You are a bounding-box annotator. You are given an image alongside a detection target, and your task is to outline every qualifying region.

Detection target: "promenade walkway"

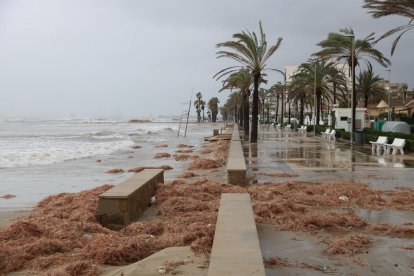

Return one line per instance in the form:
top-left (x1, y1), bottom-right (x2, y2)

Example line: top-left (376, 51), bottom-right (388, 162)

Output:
top-left (243, 125), bottom-right (414, 189)
top-left (239, 125), bottom-right (414, 275)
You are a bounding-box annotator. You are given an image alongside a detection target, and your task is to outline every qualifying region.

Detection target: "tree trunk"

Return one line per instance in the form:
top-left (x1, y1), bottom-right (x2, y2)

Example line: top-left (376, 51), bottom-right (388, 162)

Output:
top-left (333, 82), bottom-right (337, 105)
top-left (275, 95), bottom-right (279, 124)
top-left (316, 90), bottom-right (321, 126)
top-left (300, 97), bottom-right (304, 125)
top-left (281, 89), bottom-right (284, 125)
top-left (262, 99), bottom-right (265, 124)
top-left (212, 112), bottom-right (217, 122)
top-left (243, 89), bottom-right (250, 135)
top-left (364, 93), bottom-right (368, 108)
top-left (267, 108), bottom-right (270, 124)
top-left (288, 102), bottom-right (291, 124)
top-left (251, 73), bottom-right (260, 143)
top-left (239, 106), bottom-right (243, 126)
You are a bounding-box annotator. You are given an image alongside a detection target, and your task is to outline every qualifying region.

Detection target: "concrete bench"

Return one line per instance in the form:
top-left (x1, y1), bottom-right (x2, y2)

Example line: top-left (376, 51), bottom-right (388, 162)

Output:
top-left (208, 193), bottom-right (265, 276)
top-left (385, 138), bottom-right (406, 155)
top-left (227, 125), bottom-right (246, 185)
top-left (369, 136), bottom-right (388, 155)
top-left (98, 169), bottom-right (164, 228)
top-left (231, 125), bottom-right (241, 141)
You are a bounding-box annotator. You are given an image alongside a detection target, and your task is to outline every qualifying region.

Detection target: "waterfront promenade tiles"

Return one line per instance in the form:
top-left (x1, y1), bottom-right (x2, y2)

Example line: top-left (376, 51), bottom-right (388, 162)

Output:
top-left (208, 193), bottom-right (265, 276)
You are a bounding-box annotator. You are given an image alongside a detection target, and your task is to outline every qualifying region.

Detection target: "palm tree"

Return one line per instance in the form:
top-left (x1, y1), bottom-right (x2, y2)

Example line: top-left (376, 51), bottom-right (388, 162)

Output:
top-left (201, 100), bottom-right (206, 122)
top-left (363, 0), bottom-right (414, 55)
top-left (289, 81), bottom-right (313, 126)
top-left (259, 88), bottom-right (269, 124)
top-left (194, 92), bottom-right (203, 122)
top-left (215, 22), bottom-right (282, 143)
top-left (398, 84), bottom-right (409, 103)
top-left (208, 97), bottom-right (220, 122)
top-left (357, 64), bottom-right (387, 108)
top-left (269, 82), bottom-right (285, 125)
top-left (219, 68), bottom-right (252, 135)
top-left (291, 60), bottom-right (346, 126)
top-left (313, 28), bottom-right (391, 132)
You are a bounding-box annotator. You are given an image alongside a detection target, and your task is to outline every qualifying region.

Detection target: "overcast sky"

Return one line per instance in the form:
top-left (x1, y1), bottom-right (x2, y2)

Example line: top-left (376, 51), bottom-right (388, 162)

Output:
top-left (0, 0), bottom-right (412, 119)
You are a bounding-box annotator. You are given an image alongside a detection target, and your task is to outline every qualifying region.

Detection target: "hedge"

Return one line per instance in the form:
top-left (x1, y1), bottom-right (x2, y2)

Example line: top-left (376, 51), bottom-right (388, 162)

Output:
top-left (305, 125), bottom-right (414, 152)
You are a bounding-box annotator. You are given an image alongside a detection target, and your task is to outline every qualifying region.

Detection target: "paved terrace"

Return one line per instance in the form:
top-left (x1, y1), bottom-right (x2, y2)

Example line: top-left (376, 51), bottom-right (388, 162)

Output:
top-left (242, 125), bottom-right (414, 190)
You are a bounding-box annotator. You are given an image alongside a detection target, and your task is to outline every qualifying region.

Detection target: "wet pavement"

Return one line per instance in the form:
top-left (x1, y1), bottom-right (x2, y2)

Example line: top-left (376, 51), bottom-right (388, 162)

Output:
top-left (248, 126), bottom-right (414, 275)
top-left (243, 125), bottom-right (414, 190)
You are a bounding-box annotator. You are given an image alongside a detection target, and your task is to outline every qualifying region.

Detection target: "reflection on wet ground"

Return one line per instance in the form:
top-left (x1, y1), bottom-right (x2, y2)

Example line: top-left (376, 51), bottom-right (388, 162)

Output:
top-left (249, 126), bottom-right (414, 275)
top-left (258, 224), bottom-right (414, 276)
top-left (244, 126), bottom-right (414, 189)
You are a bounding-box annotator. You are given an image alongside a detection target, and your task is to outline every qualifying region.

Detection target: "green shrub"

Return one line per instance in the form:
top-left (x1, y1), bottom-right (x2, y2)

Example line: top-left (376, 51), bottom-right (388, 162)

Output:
top-left (363, 128), bottom-right (414, 152)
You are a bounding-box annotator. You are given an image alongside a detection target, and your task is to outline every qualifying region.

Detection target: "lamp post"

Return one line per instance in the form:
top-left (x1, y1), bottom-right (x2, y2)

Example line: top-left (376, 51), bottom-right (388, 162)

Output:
top-left (386, 69), bottom-right (391, 121)
top-left (345, 34), bottom-right (355, 144)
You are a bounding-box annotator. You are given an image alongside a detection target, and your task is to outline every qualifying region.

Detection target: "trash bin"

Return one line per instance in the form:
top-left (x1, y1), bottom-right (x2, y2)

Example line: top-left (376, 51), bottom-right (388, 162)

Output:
top-left (355, 129), bottom-right (364, 145)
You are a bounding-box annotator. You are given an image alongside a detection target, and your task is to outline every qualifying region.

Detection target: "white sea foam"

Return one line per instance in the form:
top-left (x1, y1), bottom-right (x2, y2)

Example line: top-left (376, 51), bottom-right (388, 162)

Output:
top-left (0, 119), bottom-right (181, 168)
top-left (0, 139), bottom-right (134, 168)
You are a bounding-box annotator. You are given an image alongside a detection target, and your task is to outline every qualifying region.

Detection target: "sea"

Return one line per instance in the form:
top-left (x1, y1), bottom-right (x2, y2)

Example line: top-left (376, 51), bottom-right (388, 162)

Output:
top-left (0, 118), bottom-right (217, 210)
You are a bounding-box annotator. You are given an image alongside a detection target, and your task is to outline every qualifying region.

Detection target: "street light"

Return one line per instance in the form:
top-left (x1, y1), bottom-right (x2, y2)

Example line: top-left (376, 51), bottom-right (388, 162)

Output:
top-left (386, 69), bottom-right (391, 121)
top-left (345, 34), bottom-right (355, 145)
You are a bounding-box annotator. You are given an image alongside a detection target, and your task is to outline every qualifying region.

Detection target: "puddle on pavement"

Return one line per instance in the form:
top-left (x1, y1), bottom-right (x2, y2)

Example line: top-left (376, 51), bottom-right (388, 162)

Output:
top-left (244, 128), bottom-right (414, 185)
top-left (356, 208), bottom-right (414, 226)
top-left (258, 223), bottom-right (414, 276)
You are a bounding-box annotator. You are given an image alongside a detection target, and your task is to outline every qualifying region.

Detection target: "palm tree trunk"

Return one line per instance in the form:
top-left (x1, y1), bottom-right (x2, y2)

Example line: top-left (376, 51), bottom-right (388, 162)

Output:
top-left (267, 108), bottom-right (270, 124)
top-left (288, 102), bottom-right (291, 124)
top-left (275, 95), bottom-right (279, 124)
top-left (281, 90), bottom-right (284, 125)
top-left (333, 82), bottom-right (337, 105)
top-left (243, 90), bottom-right (250, 135)
top-left (316, 91), bottom-right (321, 126)
top-left (300, 97), bottom-right (304, 125)
top-left (251, 73), bottom-right (260, 143)
top-left (262, 99), bottom-right (265, 124)
top-left (364, 93), bottom-right (368, 108)
top-left (239, 106), bottom-right (243, 126)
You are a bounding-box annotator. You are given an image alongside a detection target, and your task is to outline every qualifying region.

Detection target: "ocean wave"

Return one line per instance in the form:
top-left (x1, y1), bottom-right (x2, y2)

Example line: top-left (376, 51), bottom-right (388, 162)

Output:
top-left (0, 140), bottom-right (134, 169)
top-left (88, 130), bottom-right (127, 140)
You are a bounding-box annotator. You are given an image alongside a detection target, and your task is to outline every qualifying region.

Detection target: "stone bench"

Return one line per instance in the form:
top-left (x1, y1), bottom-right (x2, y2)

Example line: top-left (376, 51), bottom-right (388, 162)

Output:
top-left (231, 125), bottom-right (241, 141)
top-left (385, 138), bottom-right (406, 155)
top-left (208, 193), bottom-right (265, 276)
top-left (98, 169), bottom-right (164, 228)
top-left (227, 125), bottom-right (246, 185)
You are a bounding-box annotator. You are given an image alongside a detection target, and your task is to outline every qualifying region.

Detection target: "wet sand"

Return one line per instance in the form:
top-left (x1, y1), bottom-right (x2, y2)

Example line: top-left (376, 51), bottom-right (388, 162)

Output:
top-left (0, 209), bottom-right (31, 227)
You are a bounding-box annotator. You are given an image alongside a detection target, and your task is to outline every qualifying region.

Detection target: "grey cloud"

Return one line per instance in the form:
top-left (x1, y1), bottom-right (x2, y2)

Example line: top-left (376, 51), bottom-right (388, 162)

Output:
top-left (0, 0), bottom-right (412, 118)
